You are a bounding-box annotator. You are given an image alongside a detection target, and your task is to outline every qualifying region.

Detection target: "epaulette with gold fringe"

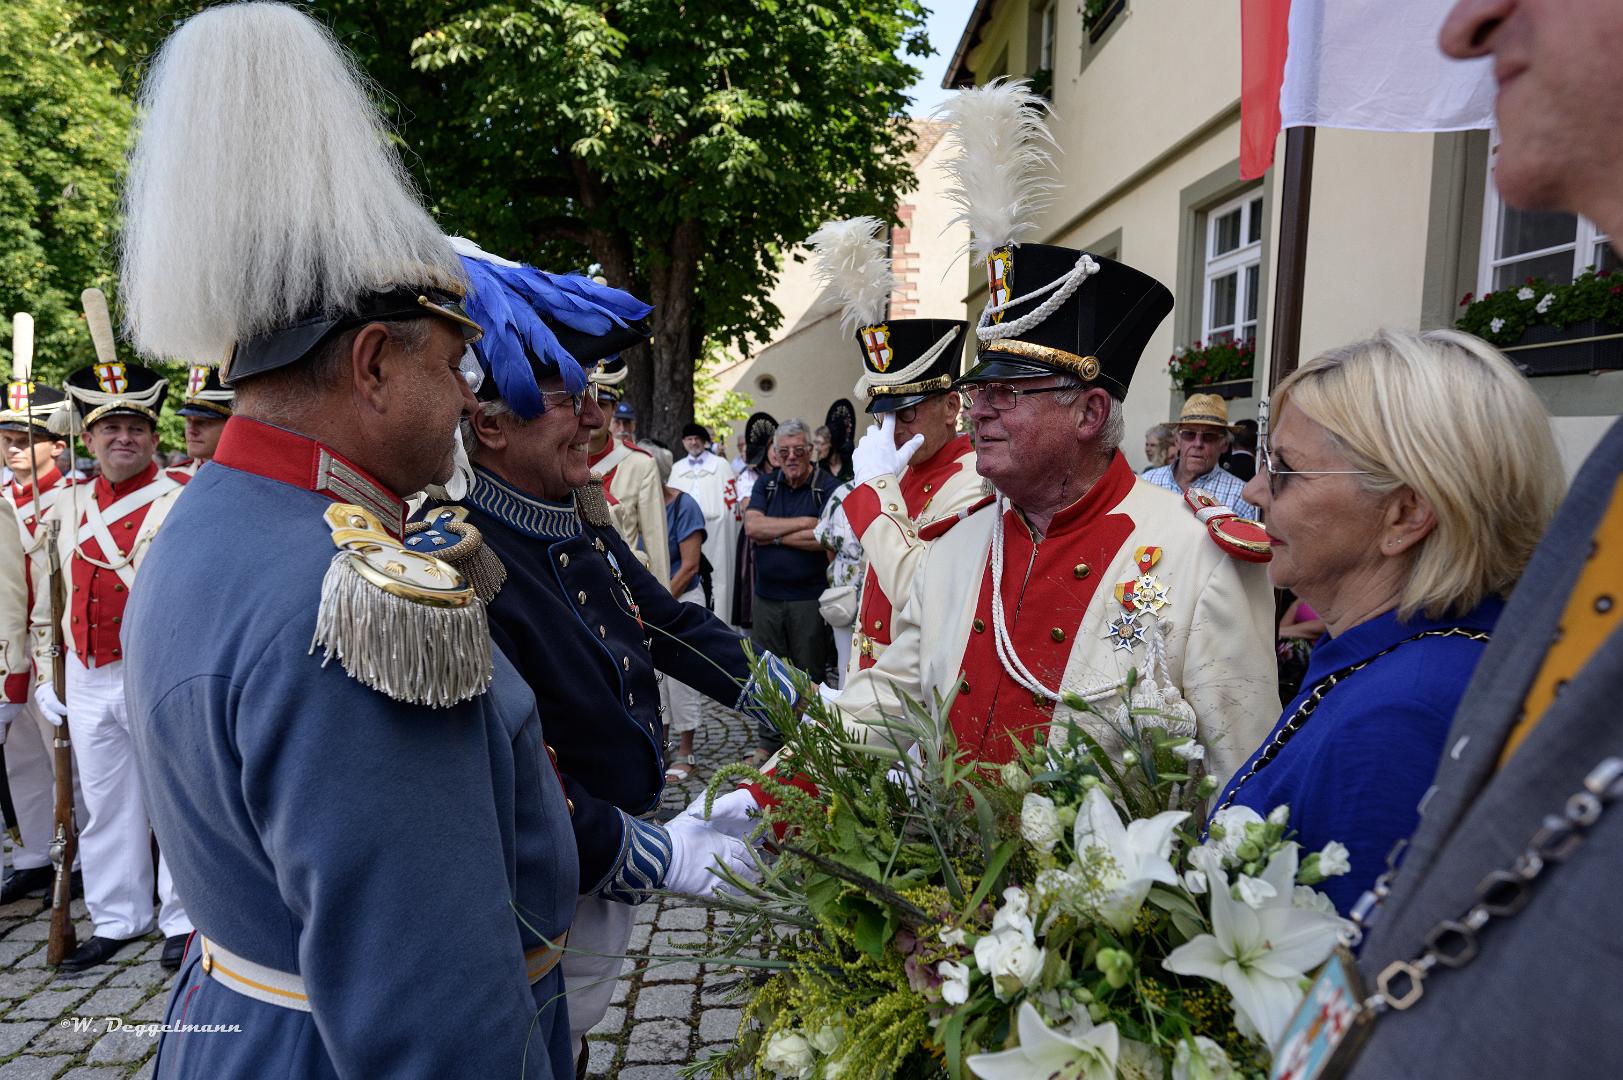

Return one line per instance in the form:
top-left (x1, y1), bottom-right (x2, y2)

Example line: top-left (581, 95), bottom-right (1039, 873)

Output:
top-left (574, 474), bottom-right (615, 528)
top-left (310, 503), bottom-right (494, 708)
top-left (405, 505), bottom-right (509, 603)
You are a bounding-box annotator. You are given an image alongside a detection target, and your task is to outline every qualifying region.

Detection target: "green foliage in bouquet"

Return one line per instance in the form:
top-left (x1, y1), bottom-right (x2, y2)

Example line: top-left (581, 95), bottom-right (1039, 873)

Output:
top-left (681, 660), bottom-right (1353, 1080)
top-left (1456, 268), bottom-right (1623, 347)
top-left (1167, 339), bottom-right (1255, 392)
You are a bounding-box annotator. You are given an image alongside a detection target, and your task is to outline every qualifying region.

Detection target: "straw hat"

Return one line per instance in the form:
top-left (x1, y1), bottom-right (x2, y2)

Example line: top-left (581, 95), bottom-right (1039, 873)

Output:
top-left (1175, 393), bottom-right (1235, 430)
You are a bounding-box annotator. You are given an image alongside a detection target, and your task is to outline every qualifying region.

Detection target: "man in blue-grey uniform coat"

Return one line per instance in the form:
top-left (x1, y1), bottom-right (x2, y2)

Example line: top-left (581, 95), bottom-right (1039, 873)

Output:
top-left (420, 240), bottom-right (785, 1056)
top-left (115, 5), bottom-right (577, 1077)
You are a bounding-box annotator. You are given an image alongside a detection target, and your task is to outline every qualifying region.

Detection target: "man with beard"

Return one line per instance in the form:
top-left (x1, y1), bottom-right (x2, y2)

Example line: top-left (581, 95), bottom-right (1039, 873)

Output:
top-left (116, 5), bottom-right (578, 1075)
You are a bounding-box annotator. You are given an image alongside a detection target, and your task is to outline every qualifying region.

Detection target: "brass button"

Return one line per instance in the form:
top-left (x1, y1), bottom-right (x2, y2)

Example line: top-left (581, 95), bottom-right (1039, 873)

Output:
top-left (1032, 692), bottom-right (1046, 707)
top-left (546, 744), bottom-right (558, 763)
top-left (1073, 564), bottom-right (1090, 579)
top-left (872, 620), bottom-right (882, 630)
top-left (622, 656), bottom-right (631, 671)
top-left (627, 693), bottom-right (635, 706)
top-left (923, 483), bottom-right (933, 493)
top-left (598, 625), bottom-right (607, 638)
top-left (114, 583), bottom-right (125, 593)
top-left (112, 616), bottom-right (121, 625)
top-left (973, 618), bottom-right (984, 633)
top-left (112, 648), bottom-right (120, 656)
top-left (566, 798), bottom-right (576, 816)
top-left (577, 591), bottom-right (587, 603)
top-left (560, 554), bottom-right (570, 567)
top-left (1051, 628), bottom-right (1066, 642)
top-left (875, 480), bottom-right (886, 489)
top-left (595, 538), bottom-right (605, 552)
top-left (960, 677), bottom-right (970, 695)
top-left (71, 616), bottom-right (79, 624)
top-left (123, 521), bottom-right (133, 530)
top-left (887, 503), bottom-right (899, 512)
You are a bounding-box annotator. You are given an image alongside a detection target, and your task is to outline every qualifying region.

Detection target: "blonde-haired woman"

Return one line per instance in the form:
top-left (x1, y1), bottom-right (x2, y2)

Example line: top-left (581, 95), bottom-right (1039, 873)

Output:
top-left (1211, 328), bottom-right (1562, 913)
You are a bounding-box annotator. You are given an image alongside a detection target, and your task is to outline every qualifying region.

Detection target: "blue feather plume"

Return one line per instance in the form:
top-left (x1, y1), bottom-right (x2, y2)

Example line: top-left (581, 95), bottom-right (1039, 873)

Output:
top-left (452, 238), bottom-right (653, 419)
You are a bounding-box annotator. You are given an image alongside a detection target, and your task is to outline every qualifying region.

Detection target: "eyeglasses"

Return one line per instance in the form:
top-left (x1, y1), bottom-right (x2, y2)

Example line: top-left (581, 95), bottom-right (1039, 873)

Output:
top-left (893, 405), bottom-right (919, 424)
top-left (958, 383), bottom-right (1073, 411)
top-left (1177, 428), bottom-right (1226, 446)
top-left (778, 444), bottom-right (812, 458)
top-left (538, 389), bottom-right (585, 416)
top-left (1259, 440), bottom-right (1374, 497)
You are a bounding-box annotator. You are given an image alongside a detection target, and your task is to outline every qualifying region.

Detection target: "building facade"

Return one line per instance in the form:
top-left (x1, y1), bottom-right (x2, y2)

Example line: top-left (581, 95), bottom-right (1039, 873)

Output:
top-left (944, 0), bottom-right (1622, 474)
top-left (712, 121), bottom-right (972, 442)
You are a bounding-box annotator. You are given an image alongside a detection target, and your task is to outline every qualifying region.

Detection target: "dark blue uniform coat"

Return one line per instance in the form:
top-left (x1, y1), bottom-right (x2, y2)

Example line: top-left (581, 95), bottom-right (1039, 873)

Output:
top-left (125, 433), bottom-right (578, 1080)
top-left (439, 467), bottom-right (759, 894)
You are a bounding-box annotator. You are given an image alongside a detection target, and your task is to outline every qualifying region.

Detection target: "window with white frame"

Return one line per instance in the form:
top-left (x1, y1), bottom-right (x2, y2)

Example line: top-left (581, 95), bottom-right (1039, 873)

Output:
top-left (1479, 138), bottom-right (1618, 292)
top-left (1202, 189), bottom-right (1264, 346)
top-left (1038, 0), bottom-right (1057, 71)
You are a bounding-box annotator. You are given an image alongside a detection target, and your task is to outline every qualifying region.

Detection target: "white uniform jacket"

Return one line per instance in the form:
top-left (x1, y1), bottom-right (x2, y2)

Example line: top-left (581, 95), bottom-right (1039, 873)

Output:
top-left (669, 450), bottom-right (738, 620)
top-left (836, 453), bottom-right (1278, 785)
top-left (839, 433), bottom-right (982, 672)
top-left (590, 438), bottom-right (670, 585)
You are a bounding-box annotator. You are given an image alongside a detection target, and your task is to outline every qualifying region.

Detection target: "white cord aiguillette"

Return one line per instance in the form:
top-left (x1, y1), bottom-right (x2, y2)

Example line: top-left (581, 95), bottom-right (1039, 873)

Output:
top-left (976, 252), bottom-right (1100, 343)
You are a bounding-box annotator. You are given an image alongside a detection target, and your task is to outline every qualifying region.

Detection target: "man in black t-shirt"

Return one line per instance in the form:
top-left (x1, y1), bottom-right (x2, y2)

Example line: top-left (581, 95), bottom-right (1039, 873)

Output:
top-left (742, 417), bottom-right (837, 756)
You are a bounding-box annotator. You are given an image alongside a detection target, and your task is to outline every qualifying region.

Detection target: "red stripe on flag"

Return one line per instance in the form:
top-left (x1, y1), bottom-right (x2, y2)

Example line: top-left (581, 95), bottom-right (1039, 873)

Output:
top-left (1240, 0), bottom-right (1292, 179)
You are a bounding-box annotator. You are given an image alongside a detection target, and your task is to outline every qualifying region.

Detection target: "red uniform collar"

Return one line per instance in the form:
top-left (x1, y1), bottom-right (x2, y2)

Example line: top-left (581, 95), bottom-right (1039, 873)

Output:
top-left (911, 432), bottom-right (973, 475)
top-left (213, 417), bottom-right (406, 537)
top-left (96, 460), bottom-right (159, 502)
top-left (1017, 451), bottom-right (1136, 539)
top-left (11, 465), bottom-right (61, 507)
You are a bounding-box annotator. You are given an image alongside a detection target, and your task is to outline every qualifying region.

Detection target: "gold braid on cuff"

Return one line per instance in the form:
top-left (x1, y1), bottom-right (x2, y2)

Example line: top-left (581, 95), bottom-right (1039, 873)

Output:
top-left (981, 339), bottom-right (1102, 381)
top-left (865, 374), bottom-right (953, 399)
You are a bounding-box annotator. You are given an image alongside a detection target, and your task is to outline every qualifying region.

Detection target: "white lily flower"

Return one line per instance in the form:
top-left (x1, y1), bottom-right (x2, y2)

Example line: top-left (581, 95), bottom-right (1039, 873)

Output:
top-left (938, 959), bottom-right (972, 1005)
top-left (1235, 873), bottom-right (1278, 909)
top-left (1317, 841), bottom-right (1351, 877)
top-left (940, 926), bottom-right (967, 948)
top-left (1292, 884), bottom-right (1337, 915)
top-left (1074, 786), bottom-right (1190, 934)
top-left (1163, 867), bottom-right (1343, 1050)
top-left (966, 1001), bottom-right (1120, 1080)
top-left (1183, 868), bottom-right (1209, 895)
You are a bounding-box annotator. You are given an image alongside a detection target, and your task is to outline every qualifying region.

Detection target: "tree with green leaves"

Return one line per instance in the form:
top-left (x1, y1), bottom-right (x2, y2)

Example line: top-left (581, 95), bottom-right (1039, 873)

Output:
top-left (77, 0), bottom-right (928, 445)
top-left (0, 0), bottom-right (132, 384)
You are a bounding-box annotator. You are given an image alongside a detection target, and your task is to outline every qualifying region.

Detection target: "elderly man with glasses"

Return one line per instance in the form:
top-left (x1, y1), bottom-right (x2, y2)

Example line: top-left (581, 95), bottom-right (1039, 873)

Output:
top-left (1141, 394), bottom-right (1261, 520)
top-left (798, 245), bottom-right (1279, 786)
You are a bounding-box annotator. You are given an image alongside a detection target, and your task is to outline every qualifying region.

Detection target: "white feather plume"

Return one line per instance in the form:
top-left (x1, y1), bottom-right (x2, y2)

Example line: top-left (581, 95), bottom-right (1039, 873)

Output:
top-left (119, 2), bottom-right (464, 363)
top-left (937, 78), bottom-right (1058, 260)
top-left (806, 216), bottom-right (894, 334)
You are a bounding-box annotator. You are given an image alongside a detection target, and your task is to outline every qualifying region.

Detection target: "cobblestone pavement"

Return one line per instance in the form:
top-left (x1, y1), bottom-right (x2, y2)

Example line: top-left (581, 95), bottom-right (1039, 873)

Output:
top-left (0, 697), bottom-right (759, 1078)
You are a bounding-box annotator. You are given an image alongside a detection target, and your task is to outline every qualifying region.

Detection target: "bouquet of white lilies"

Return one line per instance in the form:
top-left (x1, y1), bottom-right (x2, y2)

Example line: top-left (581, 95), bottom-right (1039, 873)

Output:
top-left (685, 665), bottom-right (1352, 1080)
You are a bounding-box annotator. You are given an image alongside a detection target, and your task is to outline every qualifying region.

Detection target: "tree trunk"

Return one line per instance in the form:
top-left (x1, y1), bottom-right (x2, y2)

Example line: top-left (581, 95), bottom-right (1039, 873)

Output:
top-left (634, 217), bottom-right (704, 448)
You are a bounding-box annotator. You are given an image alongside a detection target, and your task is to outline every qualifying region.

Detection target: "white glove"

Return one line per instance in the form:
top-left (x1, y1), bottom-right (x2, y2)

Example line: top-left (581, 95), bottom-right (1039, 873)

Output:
top-left (663, 814), bottom-right (761, 896)
top-left (678, 787), bottom-right (764, 845)
top-left (851, 413), bottom-right (925, 488)
top-left (0, 702), bottom-right (20, 744)
top-left (33, 683), bottom-right (67, 727)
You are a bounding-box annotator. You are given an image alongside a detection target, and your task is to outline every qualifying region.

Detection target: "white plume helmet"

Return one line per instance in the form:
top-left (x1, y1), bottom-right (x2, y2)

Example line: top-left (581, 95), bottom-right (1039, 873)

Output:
top-left (10, 313), bottom-right (32, 381)
top-left (937, 78), bottom-right (1059, 261)
top-left (119, 1), bottom-right (464, 363)
top-left (806, 216), bottom-right (895, 335)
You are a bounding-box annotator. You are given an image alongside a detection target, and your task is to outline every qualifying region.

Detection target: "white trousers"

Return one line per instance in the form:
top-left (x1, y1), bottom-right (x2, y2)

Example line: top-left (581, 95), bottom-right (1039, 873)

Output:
top-left (563, 894), bottom-right (636, 1052)
top-left (68, 656), bottom-right (190, 940)
top-left (658, 586), bottom-right (707, 737)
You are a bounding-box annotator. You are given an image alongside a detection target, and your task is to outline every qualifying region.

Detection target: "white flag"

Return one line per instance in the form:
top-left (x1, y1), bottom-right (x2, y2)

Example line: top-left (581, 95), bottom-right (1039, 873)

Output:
top-left (1281, 0), bottom-right (1495, 133)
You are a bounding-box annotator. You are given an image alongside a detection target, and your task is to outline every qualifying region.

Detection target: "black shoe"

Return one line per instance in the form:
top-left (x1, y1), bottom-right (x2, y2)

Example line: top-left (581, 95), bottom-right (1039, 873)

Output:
top-left (159, 934), bottom-right (189, 971)
top-left (0, 865), bottom-right (52, 904)
top-left (57, 935), bottom-right (138, 973)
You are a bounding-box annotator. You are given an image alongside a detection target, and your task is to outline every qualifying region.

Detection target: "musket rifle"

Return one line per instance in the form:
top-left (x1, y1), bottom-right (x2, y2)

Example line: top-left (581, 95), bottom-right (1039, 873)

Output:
top-left (43, 519), bottom-right (74, 963)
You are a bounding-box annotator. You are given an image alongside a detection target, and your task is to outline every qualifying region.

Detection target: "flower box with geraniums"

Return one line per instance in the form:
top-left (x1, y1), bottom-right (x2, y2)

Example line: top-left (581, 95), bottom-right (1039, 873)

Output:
top-left (1456, 268), bottom-right (1623, 377)
top-left (1169, 339), bottom-right (1255, 400)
